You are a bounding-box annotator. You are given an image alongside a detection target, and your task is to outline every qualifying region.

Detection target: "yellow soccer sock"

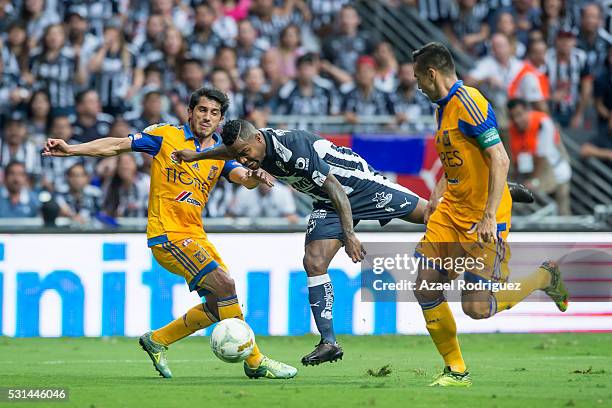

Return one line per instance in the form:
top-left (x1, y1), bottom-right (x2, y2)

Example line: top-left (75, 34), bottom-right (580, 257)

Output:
top-left (422, 300), bottom-right (466, 373)
top-left (217, 295), bottom-right (264, 368)
top-left (152, 303), bottom-right (218, 346)
top-left (495, 266), bottom-right (550, 312)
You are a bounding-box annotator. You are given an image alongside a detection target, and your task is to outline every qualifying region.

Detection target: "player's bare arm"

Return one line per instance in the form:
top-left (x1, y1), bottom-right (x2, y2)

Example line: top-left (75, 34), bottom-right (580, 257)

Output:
top-left (323, 173), bottom-right (366, 263)
top-left (172, 145), bottom-right (234, 163)
top-left (228, 167), bottom-right (275, 189)
top-left (424, 173), bottom-right (447, 225)
top-left (476, 142), bottom-right (510, 243)
top-left (43, 137), bottom-right (132, 157)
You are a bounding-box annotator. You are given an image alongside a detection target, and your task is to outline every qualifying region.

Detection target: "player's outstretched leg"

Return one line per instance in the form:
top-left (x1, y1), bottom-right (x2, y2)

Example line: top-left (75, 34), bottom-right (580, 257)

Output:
top-left (204, 268), bottom-right (297, 379)
top-left (139, 299), bottom-right (220, 378)
top-left (492, 261), bottom-right (569, 314)
top-left (301, 239), bottom-right (344, 366)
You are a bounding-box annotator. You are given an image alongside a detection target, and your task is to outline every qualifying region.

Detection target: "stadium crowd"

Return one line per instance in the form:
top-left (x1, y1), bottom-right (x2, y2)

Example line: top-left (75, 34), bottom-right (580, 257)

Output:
top-left (0, 0), bottom-right (611, 225)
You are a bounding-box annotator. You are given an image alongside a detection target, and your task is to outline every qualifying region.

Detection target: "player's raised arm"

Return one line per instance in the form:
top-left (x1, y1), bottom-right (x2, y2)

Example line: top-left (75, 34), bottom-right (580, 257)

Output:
top-left (172, 145), bottom-right (234, 163)
top-left (323, 173), bottom-right (366, 263)
top-left (43, 137), bottom-right (133, 157)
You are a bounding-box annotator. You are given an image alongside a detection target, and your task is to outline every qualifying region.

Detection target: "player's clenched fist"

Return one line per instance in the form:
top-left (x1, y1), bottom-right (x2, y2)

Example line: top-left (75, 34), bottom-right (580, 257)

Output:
top-left (171, 149), bottom-right (200, 163)
top-left (43, 139), bottom-right (72, 157)
top-left (245, 169), bottom-right (275, 187)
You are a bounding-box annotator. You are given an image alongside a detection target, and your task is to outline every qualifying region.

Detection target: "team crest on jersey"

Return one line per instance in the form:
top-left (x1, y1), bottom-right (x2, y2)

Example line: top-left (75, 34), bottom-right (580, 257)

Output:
top-left (372, 192), bottom-right (393, 208)
top-left (306, 218), bottom-right (317, 234)
top-left (175, 191), bottom-right (202, 207)
top-left (207, 165), bottom-right (219, 180)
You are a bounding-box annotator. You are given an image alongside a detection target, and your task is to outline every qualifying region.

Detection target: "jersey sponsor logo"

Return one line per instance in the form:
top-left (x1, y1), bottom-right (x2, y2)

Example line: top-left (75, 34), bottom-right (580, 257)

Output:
top-left (311, 209), bottom-right (327, 219)
top-left (372, 192), bottom-right (393, 208)
top-left (384, 207), bottom-right (395, 212)
top-left (165, 168), bottom-right (210, 192)
top-left (175, 190), bottom-right (202, 207)
top-left (295, 157), bottom-right (309, 170)
top-left (438, 150), bottom-right (464, 168)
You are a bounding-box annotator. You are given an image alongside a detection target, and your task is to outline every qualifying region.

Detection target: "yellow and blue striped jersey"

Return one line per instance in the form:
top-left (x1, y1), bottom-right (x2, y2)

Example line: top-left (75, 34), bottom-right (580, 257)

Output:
top-left (434, 80), bottom-right (512, 222)
top-left (129, 123), bottom-right (240, 246)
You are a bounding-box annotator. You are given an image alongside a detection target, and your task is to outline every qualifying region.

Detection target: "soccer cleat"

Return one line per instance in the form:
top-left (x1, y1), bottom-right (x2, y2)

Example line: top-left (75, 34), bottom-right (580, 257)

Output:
top-left (301, 341), bottom-right (344, 366)
top-left (541, 261), bottom-right (569, 312)
top-left (139, 331), bottom-right (172, 378)
top-left (244, 356), bottom-right (298, 379)
top-left (508, 181), bottom-right (535, 203)
top-left (429, 366), bottom-right (472, 387)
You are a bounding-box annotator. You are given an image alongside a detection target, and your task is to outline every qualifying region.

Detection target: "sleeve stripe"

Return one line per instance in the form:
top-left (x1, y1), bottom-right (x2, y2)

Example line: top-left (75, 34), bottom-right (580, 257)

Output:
top-left (457, 88), bottom-right (486, 123)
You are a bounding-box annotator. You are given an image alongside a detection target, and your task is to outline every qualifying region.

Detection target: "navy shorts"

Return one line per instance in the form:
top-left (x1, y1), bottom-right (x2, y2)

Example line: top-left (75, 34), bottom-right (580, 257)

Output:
top-left (305, 184), bottom-right (420, 245)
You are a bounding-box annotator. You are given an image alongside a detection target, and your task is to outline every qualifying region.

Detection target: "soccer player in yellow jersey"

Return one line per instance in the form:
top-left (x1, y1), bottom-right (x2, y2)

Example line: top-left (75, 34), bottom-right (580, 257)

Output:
top-left (42, 87), bottom-right (297, 380)
top-left (411, 43), bottom-right (569, 387)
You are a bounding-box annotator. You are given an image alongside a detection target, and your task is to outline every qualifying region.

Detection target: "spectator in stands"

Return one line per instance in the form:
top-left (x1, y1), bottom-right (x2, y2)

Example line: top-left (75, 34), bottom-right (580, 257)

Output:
top-left (88, 21), bottom-right (141, 116)
top-left (214, 46), bottom-right (243, 92)
top-left (207, 0), bottom-right (239, 42)
top-left (127, 89), bottom-right (179, 131)
top-left (248, 0), bottom-right (310, 47)
top-left (64, 8), bottom-right (100, 67)
top-left (0, 161), bottom-right (40, 218)
top-left (101, 153), bottom-right (149, 218)
top-left (235, 19), bottom-right (269, 76)
top-left (140, 26), bottom-right (187, 89)
top-left (170, 59), bottom-right (207, 124)
top-left (40, 114), bottom-right (78, 191)
top-left (508, 98), bottom-right (572, 215)
top-left (537, 0), bottom-right (573, 47)
top-left (71, 90), bottom-right (114, 143)
top-left (321, 4), bottom-right (374, 85)
top-left (257, 48), bottom-right (285, 100)
top-left (189, 3), bottom-right (226, 66)
top-left (0, 114), bottom-right (41, 178)
top-left (208, 68), bottom-right (243, 121)
top-left (229, 182), bottom-right (299, 223)
top-left (494, 10), bottom-right (526, 57)
top-left (526, 37), bottom-right (549, 71)
top-left (443, 0), bottom-right (489, 57)
top-left (545, 29), bottom-right (592, 128)
top-left (394, 61), bottom-right (434, 127)
top-left (0, 56), bottom-right (30, 116)
top-left (4, 22), bottom-right (30, 81)
top-left (582, 44), bottom-right (612, 160)
top-left (22, 0), bottom-right (60, 49)
top-left (577, 2), bottom-right (610, 74)
top-left (309, 0), bottom-right (350, 36)
top-left (275, 53), bottom-right (338, 119)
top-left (0, 0), bottom-right (17, 33)
top-left (29, 23), bottom-right (87, 113)
top-left (278, 24), bottom-right (305, 80)
top-left (507, 40), bottom-right (551, 113)
top-left (340, 55), bottom-right (396, 125)
top-left (134, 14), bottom-right (166, 57)
top-left (466, 33), bottom-right (522, 123)
top-left (373, 41), bottom-right (398, 93)
top-left (26, 90), bottom-right (51, 147)
top-left (150, 0), bottom-right (191, 37)
top-left (495, 0), bottom-right (541, 46)
top-left (56, 162), bottom-right (102, 225)
top-left (240, 66), bottom-right (270, 128)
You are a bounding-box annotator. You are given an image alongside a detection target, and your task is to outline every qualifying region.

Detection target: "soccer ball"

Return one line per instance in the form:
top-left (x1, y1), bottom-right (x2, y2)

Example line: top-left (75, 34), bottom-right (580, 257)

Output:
top-left (210, 318), bottom-right (255, 363)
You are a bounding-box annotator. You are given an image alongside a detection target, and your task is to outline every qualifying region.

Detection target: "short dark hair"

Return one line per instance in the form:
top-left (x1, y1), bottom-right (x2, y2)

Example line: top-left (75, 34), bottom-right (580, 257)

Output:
top-left (75, 89), bottom-right (97, 105)
top-left (507, 98), bottom-right (529, 111)
top-left (188, 87), bottom-right (230, 116)
top-left (412, 42), bottom-right (455, 74)
top-left (66, 162), bottom-right (86, 177)
top-left (221, 119), bottom-right (257, 146)
top-left (296, 52), bottom-right (316, 67)
top-left (5, 161), bottom-right (26, 176)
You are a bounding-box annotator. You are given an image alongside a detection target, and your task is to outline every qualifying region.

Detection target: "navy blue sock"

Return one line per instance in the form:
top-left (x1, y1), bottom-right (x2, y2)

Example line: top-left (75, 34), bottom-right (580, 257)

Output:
top-left (307, 274), bottom-right (336, 344)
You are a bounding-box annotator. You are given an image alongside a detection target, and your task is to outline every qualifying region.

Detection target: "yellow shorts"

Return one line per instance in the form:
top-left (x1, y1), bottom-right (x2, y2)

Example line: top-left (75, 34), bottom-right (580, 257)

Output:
top-left (151, 236), bottom-right (228, 296)
top-left (416, 204), bottom-right (511, 283)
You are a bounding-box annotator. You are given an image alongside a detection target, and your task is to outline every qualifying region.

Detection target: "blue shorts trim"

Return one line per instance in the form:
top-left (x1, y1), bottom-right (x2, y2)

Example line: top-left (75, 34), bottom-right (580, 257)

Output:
top-left (188, 260), bottom-right (220, 292)
top-left (148, 234), bottom-right (169, 247)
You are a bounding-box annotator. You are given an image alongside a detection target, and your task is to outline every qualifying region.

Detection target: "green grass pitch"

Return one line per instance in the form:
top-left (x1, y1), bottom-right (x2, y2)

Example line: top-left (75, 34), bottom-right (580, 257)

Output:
top-left (1, 333), bottom-right (611, 407)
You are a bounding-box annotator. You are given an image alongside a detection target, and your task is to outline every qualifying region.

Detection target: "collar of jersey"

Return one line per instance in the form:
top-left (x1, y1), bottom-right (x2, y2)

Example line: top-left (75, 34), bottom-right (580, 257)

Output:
top-left (435, 80), bottom-right (463, 106)
top-left (183, 123), bottom-right (222, 152)
top-left (260, 128), bottom-right (275, 166)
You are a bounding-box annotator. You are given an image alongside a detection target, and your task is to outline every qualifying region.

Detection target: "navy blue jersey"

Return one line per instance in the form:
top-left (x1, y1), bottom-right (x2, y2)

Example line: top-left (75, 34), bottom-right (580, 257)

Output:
top-left (259, 128), bottom-right (418, 209)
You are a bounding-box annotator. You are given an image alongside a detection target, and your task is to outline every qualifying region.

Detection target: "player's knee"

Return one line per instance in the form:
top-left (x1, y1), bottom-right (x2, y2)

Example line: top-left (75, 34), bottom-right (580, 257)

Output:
top-left (208, 269), bottom-right (236, 297)
top-left (303, 254), bottom-right (327, 276)
top-left (462, 301), bottom-right (490, 320)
